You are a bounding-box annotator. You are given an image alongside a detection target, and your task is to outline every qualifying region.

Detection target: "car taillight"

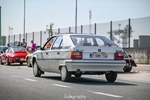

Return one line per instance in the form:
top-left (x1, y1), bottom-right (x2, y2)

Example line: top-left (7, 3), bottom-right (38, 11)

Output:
top-left (115, 52), bottom-right (124, 60)
top-left (71, 51), bottom-right (82, 59)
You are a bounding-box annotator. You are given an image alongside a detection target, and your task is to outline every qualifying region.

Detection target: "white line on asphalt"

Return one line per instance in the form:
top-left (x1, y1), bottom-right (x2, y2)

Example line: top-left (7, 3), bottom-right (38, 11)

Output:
top-left (25, 78), bottom-right (37, 82)
top-left (87, 90), bottom-right (123, 98)
top-left (52, 84), bottom-right (71, 88)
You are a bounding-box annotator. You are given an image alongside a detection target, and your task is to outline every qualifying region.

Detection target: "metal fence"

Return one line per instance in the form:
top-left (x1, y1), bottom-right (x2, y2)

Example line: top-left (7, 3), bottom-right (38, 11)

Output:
top-left (6, 16), bottom-right (150, 48)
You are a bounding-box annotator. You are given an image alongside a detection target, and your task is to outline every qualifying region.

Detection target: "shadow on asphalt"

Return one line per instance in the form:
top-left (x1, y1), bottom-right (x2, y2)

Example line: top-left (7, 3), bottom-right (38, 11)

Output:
top-left (118, 72), bottom-right (138, 74)
top-left (6, 63), bottom-right (27, 66)
top-left (41, 76), bottom-right (61, 80)
top-left (41, 76), bottom-right (137, 86)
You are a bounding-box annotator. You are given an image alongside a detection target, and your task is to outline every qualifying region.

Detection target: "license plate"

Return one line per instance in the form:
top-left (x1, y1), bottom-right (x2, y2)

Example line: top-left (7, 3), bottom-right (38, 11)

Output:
top-left (20, 58), bottom-right (25, 61)
top-left (90, 52), bottom-right (108, 58)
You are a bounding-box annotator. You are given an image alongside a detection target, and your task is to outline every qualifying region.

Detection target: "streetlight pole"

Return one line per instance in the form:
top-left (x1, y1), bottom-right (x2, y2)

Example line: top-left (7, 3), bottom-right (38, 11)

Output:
top-left (23, 0), bottom-right (26, 39)
top-left (0, 6), bottom-right (1, 37)
top-left (11, 28), bottom-right (13, 44)
top-left (89, 10), bottom-right (92, 34)
top-left (9, 26), bottom-right (11, 44)
top-left (75, 0), bottom-right (77, 34)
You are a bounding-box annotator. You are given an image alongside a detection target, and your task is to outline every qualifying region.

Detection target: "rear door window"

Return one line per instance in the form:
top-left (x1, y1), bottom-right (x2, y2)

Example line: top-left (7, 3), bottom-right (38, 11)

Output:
top-left (61, 35), bottom-right (72, 49)
top-left (51, 36), bottom-right (63, 50)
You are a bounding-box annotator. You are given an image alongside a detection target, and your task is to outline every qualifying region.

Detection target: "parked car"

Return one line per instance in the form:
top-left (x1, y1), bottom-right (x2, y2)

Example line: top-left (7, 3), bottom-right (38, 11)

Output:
top-left (0, 46), bottom-right (8, 55)
top-left (0, 46), bottom-right (28, 65)
top-left (32, 34), bottom-right (126, 82)
top-left (26, 53), bottom-right (33, 67)
top-left (25, 46), bottom-right (41, 67)
top-left (123, 50), bottom-right (137, 72)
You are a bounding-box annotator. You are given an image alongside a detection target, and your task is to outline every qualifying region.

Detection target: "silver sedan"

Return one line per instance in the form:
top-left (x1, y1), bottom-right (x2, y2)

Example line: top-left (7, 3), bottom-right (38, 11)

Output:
top-left (32, 34), bottom-right (126, 82)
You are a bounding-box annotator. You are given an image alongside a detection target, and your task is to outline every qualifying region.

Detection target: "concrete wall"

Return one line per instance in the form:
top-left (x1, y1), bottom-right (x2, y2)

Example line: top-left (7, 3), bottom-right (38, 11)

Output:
top-left (124, 48), bottom-right (150, 64)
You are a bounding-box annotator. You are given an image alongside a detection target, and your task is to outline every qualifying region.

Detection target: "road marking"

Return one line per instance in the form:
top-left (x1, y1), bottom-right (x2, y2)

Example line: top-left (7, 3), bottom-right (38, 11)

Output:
top-left (52, 84), bottom-right (71, 88)
top-left (87, 90), bottom-right (123, 98)
top-left (25, 78), bottom-right (37, 82)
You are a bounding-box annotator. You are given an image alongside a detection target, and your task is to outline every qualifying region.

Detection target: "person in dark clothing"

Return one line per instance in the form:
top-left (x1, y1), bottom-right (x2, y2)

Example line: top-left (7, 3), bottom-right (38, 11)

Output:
top-left (7, 43), bottom-right (10, 47)
top-left (21, 39), bottom-right (27, 48)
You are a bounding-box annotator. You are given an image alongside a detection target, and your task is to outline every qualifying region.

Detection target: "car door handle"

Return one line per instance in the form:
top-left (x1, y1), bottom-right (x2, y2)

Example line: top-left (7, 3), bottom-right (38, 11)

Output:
top-left (46, 52), bottom-right (48, 55)
top-left (57, 52), bottom-right (60, 55)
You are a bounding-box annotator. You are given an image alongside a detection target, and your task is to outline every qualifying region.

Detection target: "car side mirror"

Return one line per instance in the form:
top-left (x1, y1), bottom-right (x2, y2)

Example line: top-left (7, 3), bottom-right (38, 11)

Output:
top-left (40, 47), bottom-right (44, 50)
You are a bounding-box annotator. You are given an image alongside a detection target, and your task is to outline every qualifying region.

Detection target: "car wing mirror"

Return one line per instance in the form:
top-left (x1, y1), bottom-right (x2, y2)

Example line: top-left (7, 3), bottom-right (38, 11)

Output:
top-left (40, 47), bottom-right (44, 50)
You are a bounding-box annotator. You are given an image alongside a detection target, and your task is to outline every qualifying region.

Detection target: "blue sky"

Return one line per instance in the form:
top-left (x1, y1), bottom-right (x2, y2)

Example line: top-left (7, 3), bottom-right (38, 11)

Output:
top-left (0, 0), bottom-right (150, 36)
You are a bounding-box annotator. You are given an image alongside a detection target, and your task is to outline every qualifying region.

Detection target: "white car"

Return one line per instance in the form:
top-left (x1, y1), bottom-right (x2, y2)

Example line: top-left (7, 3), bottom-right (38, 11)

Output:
top-left (32, 34), bottom-right (126, 82)
top-left (26, 53), bottom-right (33, 67)
top-left (25, 46), bottom-right (41, 67)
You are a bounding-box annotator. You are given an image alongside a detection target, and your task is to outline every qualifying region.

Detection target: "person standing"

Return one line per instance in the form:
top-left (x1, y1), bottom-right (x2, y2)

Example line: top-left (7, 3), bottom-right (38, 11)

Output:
top-left (17, 42), bottom-right (21, 46)
top-left (21, 39), bottom-right (27, 48)
top-left (30, 40), bottom-right (36, 53)
top-left (26, 40), bottom-right (36, 53)
top-left (7, 43), bottom-right (10, 47)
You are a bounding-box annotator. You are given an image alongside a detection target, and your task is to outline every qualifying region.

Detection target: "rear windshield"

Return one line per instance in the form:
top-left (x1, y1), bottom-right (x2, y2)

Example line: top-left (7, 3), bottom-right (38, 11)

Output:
top-left (70, 35), bottom-right (118, 47)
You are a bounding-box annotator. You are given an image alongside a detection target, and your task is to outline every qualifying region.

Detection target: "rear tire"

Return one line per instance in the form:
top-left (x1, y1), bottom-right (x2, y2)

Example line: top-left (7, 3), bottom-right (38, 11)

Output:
top-left (123, 66), bottom-right (132, 72)
top-left (105, 72), bottom-right (117, 83)
top-left (60, 66), bottom-right (71, 82)
top-left (0, 58), bottom-right (4, 65)
top-left (33, 61), bottom-right (41, 77)
top-left (20, 62), bottom-right (23, 65)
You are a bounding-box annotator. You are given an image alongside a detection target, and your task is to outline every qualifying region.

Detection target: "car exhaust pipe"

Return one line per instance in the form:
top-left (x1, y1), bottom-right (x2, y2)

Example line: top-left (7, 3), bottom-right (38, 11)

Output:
top-left (76, 69), bottom-right (81, 74)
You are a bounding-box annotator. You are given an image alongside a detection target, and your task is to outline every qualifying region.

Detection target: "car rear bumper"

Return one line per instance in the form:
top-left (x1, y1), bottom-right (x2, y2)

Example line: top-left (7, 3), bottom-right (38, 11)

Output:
top-left (9, 58), bottom-right (26, 63)
top-left (65, 60), bottom-right (126, 72)
top-left (9, 61), bottom-right (26, 63)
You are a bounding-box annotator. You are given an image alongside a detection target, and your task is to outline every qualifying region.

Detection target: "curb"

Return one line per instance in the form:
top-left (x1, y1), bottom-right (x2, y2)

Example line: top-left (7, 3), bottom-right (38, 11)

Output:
top-left (131, 70), bottom-right (150, 73)
top-left (137, 64), bottom-right (150, 67)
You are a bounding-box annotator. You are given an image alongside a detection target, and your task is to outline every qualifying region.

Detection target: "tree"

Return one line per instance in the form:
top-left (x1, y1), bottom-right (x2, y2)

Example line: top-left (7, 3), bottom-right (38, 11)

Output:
top-left (49, 22), bottom-right (54, 37)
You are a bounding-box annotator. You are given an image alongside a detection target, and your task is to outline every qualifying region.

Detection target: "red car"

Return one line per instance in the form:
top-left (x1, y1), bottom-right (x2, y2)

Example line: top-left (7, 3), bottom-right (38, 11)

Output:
top-left (0, 46), bottom-right (28, 65)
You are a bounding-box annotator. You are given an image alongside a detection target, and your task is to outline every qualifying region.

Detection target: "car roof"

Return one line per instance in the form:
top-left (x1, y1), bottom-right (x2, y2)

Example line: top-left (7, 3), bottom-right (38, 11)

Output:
top-left (57, 33), bottom-right (105, 37)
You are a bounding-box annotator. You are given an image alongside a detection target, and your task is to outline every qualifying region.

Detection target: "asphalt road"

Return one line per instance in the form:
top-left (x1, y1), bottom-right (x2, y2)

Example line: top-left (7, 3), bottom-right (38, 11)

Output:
top-left (0, 64), bottom-right (150, 100)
